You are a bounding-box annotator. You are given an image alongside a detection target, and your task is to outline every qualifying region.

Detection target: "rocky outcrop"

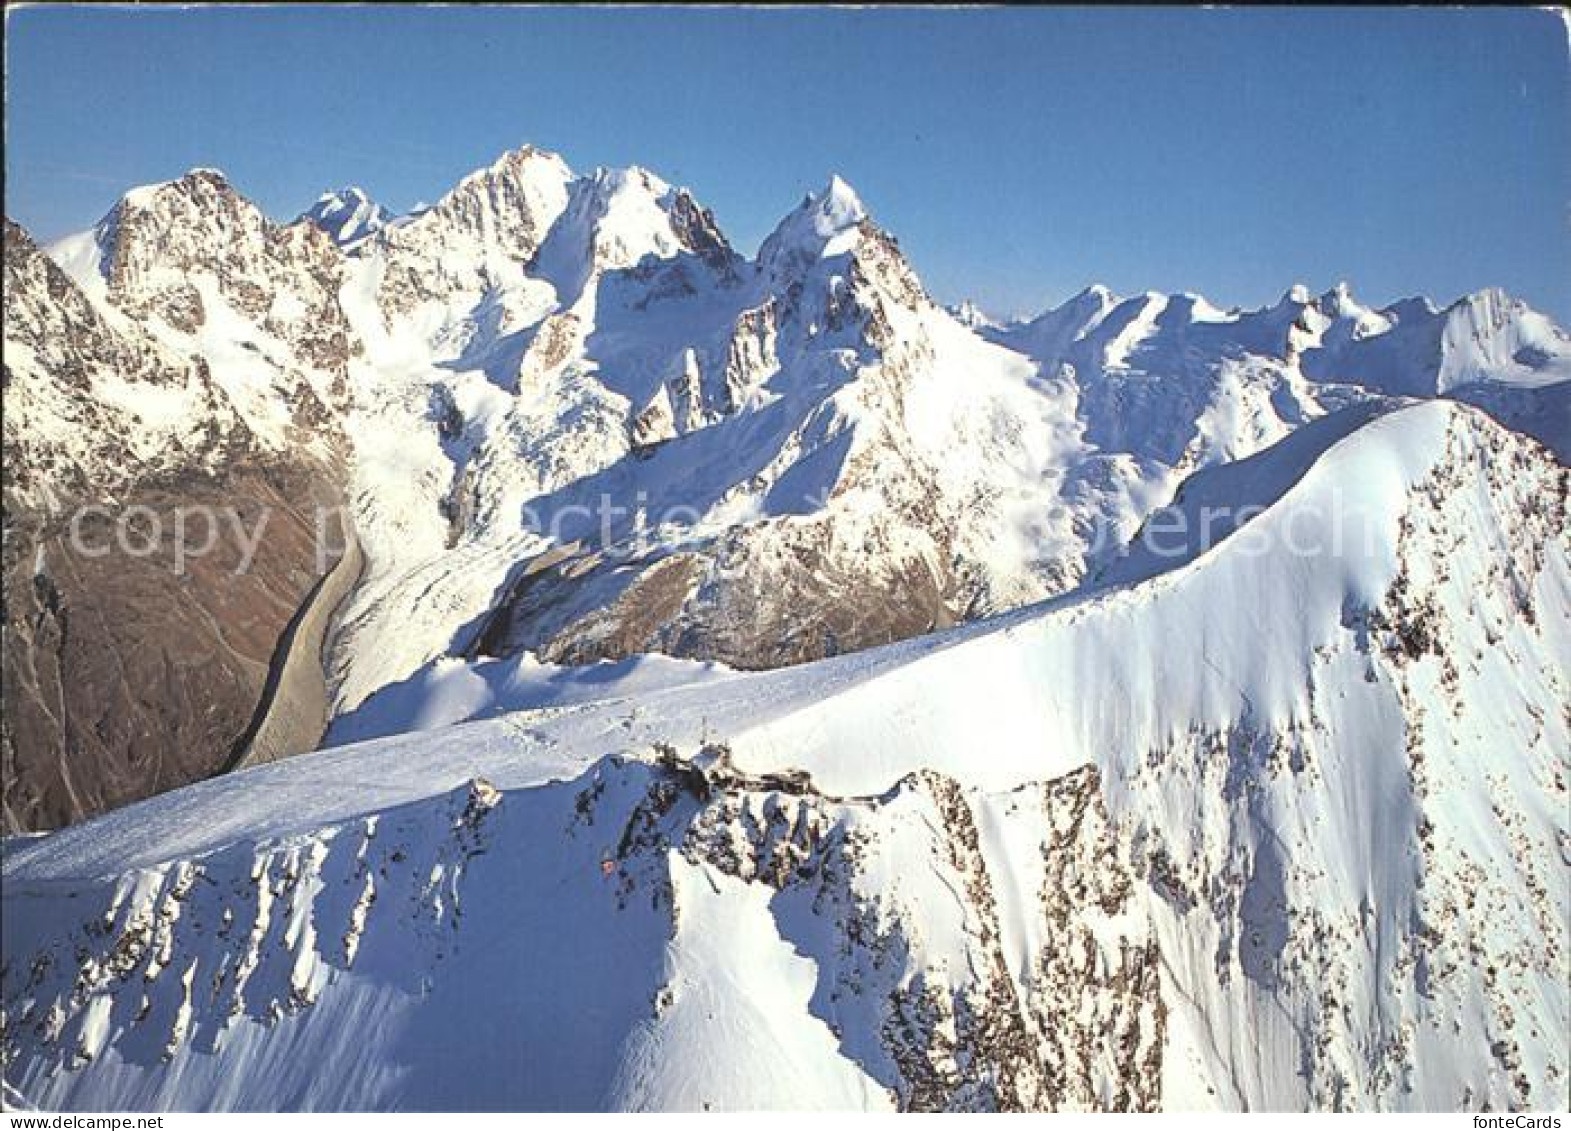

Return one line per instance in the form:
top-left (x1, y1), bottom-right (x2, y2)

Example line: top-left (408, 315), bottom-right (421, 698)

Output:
top-left (100, 170), bottom-right (354, 404)
top-left (2, 214), bottom-right (353, 832)
top-left (2, 220), bottom-right (225, 505)
top-left (0, 746), bottom-right (1165, 1110)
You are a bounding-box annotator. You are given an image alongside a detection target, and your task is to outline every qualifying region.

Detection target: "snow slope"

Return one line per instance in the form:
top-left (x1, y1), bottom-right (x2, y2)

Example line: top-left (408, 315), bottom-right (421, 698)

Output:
top-left (5, 401), bottom-right (1565, 1111)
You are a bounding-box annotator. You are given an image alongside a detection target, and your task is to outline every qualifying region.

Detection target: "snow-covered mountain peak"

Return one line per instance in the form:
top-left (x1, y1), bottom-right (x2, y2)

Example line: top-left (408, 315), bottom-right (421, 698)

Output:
top-left (576, 164), bottom-right (736, 269)
top-left (1433, 286), bottom-right (1571, 390)
top-left (1297, 281), bottom-right (1393, 347)
top-left (757, 175), bottom-right (870, 279)
top-left (390, 143), bottom-right (575, 248)
top-left (70, 167), bottom-right (345, 327)
top-left (457, 143), bottom-right (573, 195)
top-left (316, 185), bottom-right (375, 208)
top-left (1440, 285), bottom-right (1543, 334)
top-left (115, 167), bottom-right (233, 211)
top-left (577, 164), bottom-right (686, 258)
top-left (992, 283), bottom-right (1122, 367)
top-left (367, 144), bottom-right (575, 317)
top-left (1319, 279), bottom-right (1356, 311)
top-left (527, 165), bottom-right (739, 307)
top-left (105, 169), bottom-right (253, 238)
top-left (1277, 283), bottom-right (1312, 309)
top-left (111, 166), bottom-right (256, 224)
top-left (299, 186), bottom-right (391, 248)
top-left (1280, 284), bottom-right (1571, 400)
top-left (30, 168), bottom-right (355, 473)
top-left (1042, 284), bottom-right (1118, 324)
top-left (591, 163), bottom-right (670, 198)
top-left (3, 217), bottom-right (212, 505)
top-left (1311, 280), bottom-right (1373, 323)
top-left (1388, 295), bottom-right (1441, 320)
top-left (818, 173), bottom-right (866, 229)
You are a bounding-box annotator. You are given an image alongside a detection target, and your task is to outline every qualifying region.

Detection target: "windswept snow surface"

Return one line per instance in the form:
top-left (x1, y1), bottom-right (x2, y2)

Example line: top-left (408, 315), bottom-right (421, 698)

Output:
top-left (4, 401), bottom-right (1567, 1111)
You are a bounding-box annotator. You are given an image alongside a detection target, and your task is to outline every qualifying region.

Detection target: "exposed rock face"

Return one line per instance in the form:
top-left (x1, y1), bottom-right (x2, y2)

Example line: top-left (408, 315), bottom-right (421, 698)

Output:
top-left (634, 752), bottom-right (1164, 1111)
top-left (370, 145), bottom-right (574, 319)
top-left (3, 209), bottom-right (351, 833)
top-left (0, 748), bottom-right (1166, 1111)
top-left (2, 468), bottom-right (346, 831)
top-left (99, 170), bottom-right (354, 401)
top-left (665, 188), bottom-right (742, 279)
top-left (2, 221), bottom-right (225, 504)
top-left (472, 511), bottom-right (964, 670)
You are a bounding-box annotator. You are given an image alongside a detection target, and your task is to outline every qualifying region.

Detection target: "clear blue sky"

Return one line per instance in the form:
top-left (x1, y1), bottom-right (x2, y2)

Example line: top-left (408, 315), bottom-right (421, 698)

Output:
top-left (6, 5), bottom-right (1568, 321)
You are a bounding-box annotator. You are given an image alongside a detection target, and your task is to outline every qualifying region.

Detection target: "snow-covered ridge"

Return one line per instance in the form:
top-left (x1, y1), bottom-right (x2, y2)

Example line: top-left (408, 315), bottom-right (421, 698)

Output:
top-left (4, 401), bottom-right (1565, 1110)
